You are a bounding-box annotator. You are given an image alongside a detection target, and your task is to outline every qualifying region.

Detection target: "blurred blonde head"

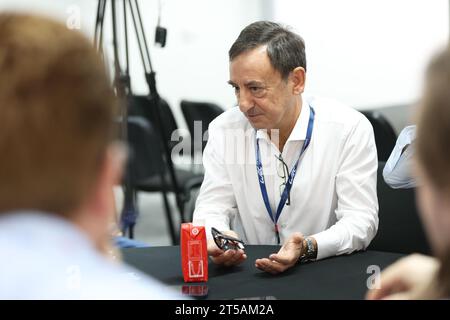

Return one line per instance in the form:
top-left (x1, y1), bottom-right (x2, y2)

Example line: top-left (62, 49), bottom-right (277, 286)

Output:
top-left (415, 44), bottom-right (450, 297)
top-left (0, 13), bottom-right (117, 216)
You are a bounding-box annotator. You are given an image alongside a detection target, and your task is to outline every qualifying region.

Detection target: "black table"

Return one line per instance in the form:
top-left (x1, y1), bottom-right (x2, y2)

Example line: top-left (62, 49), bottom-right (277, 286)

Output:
top-left (122, 245), bottom-right (404, 300)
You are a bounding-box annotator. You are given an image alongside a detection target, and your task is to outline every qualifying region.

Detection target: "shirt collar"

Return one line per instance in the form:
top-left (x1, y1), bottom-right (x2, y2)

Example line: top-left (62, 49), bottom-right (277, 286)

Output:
top-left (256, 96), bottom-right (310, 142)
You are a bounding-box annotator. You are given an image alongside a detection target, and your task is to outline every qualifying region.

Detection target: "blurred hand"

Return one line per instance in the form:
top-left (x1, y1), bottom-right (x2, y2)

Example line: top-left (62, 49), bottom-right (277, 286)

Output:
top-left (207, 230), bottom-right (247, 267)
top-left (255, 232), bottom-right (304, 274)
top-left (366, 254), bottom-right (439, 300)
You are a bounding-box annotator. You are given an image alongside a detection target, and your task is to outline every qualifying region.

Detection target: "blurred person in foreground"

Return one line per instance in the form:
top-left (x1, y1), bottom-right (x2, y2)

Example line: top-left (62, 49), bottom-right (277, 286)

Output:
top-left (367, 46), bottom-right (450, 300)
top-left (0, 13), bottom-right (180, 299)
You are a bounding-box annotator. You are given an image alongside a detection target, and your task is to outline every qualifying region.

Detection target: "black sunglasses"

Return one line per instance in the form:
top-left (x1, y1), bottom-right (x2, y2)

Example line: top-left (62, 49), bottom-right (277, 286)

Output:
top-left (211, 227), bottom-right (245, 251)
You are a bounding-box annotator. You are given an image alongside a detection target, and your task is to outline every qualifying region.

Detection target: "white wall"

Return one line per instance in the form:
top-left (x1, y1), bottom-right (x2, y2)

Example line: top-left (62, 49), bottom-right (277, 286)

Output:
top-left (1, 0), bottom-right (448, 119)
top-left (0, 0), bottom-right (268, 130)
top-left (98, 0), bottom-right (270, 129)
top-left (274, 0), bottom-right (449, 110)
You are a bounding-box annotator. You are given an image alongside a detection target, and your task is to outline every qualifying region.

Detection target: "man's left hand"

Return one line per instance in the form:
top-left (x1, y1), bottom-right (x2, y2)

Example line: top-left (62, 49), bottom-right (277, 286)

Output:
top-left (255, 232), bottom-right (304, 274)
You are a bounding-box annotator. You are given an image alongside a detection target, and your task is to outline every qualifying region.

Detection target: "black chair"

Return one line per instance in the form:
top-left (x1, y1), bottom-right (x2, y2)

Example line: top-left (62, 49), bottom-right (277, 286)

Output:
top-left (126, 96), bottom-right (204, 244)
top-left (126, 117), bottom-right (164, 184)
top-left (180, 100), bottom-right (224, 155)
top-left (128, 95), bottom-right (180, 152)
top-left (368, 161), bottom-right (431, 254)
top-left (361, 111), bottom-right (397, 161)
top-left (124, 116), bottom-right (172, 239)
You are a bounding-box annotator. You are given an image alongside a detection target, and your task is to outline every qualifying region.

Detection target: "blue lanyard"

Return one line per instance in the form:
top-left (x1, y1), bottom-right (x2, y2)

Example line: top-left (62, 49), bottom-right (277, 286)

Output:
top-left (255, 106), bottom-right (315, 244)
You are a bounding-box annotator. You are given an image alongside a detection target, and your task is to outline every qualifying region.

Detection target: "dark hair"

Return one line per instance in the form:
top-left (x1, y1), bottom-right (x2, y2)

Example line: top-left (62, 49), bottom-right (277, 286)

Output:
top-left (229, 21), bottom-right (306, 79)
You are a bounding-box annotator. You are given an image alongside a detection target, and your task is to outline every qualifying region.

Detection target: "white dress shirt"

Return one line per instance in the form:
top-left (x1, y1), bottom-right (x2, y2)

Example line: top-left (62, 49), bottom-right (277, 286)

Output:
top-left (0, 212), bottom-right (182, 299)
top-left (193, 95), bottom-right (379, 260)
top-left (383, 125), bottom-right (417, 189)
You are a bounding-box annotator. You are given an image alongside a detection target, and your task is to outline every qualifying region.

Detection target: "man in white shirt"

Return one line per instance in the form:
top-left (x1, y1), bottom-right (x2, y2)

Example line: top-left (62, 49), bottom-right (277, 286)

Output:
top-left (193, 21), bottom-right (379, 274)
top-left (0, 14), bottom-right (180, 299)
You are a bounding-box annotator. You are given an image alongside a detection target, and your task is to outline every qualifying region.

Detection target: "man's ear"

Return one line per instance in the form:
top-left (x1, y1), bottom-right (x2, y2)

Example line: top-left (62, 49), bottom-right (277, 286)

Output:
top-left (89, 143), bottom-right (127, 219)
top-left (290, 67), bottom-right (306, 95)
top-left (105, 143), bottom-right (127, 187)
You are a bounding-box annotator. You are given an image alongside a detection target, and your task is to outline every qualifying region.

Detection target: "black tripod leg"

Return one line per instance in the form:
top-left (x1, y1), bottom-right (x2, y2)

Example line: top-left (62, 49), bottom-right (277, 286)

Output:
top-left (129, 224), bottom-right (134, 239)
top-left (121, 185), bottom-right (138, 239)
top-left (161, 190), bottom-right (178, 245)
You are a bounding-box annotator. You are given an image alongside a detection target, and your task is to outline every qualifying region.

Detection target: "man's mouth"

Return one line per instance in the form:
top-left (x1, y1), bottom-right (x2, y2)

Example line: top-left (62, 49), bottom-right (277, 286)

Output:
top-left (247, 112), bottom-right (263, 118)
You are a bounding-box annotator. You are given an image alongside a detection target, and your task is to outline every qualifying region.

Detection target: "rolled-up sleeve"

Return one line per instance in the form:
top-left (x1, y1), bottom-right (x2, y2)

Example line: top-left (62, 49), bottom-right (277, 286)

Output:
top-left (192, 121), bottom-right (237, 239)
top-left (312, 116), bottom-right (379, 260)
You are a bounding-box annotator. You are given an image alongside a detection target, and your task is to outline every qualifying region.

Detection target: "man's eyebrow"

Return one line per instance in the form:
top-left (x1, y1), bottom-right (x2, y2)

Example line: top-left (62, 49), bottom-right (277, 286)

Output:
top-left (244, 80), bottom-right (265, 86)
top-left (227, 80), bottom-right (265, 87)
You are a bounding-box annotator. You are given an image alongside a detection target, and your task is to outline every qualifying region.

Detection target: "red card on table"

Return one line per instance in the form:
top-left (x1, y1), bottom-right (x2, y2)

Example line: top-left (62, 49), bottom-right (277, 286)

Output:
top-left (181, 223), bottom-right (208, 282)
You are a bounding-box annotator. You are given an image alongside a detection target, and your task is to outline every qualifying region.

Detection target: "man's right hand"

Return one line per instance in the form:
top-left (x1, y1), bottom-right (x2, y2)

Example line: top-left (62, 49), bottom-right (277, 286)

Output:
top-left (207, 230), bottom-right (247, 267)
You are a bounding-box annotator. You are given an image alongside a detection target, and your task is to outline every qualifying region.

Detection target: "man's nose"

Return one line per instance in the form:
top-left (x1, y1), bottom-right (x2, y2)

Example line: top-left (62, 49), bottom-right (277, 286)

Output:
top-left (238, 90), bottom-right (253, 113)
